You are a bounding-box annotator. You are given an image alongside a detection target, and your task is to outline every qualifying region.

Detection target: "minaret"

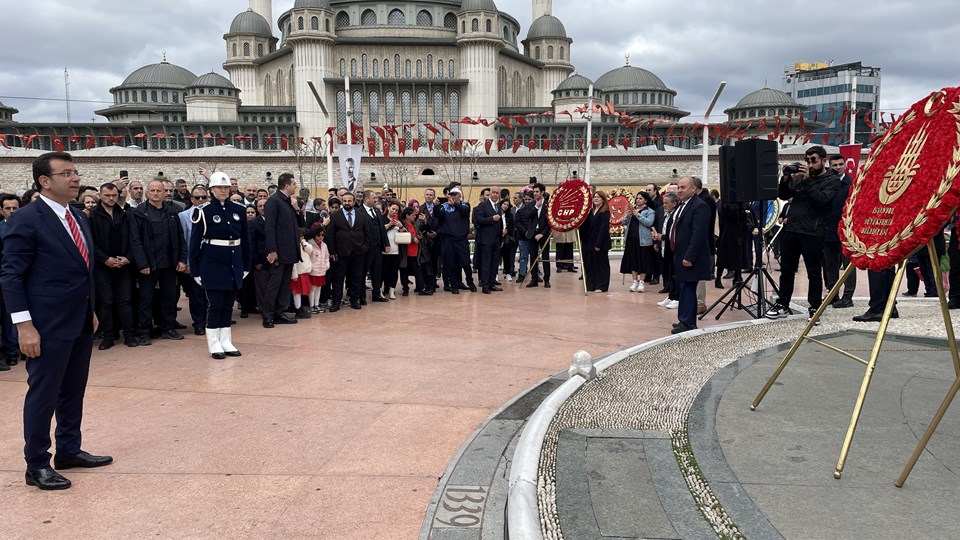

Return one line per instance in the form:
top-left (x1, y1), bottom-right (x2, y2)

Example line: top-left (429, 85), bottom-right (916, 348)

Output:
top-left (288, 1), bottom-right (335, 139)
top-left (249, 0), bottom-right (273, 32)
top-left (533, 0), bottom-right (551, 19)
top-left (457, 3), bottom-right (503, 141)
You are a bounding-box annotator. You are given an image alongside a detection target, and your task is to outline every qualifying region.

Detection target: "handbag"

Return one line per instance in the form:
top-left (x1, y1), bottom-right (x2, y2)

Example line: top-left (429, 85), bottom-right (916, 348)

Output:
top-left (395, 231), bottom-right (412, 245)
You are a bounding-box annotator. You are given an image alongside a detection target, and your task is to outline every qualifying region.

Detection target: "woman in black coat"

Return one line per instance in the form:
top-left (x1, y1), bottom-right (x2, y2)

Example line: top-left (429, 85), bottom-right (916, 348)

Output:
top-left (579, 190), bottom-right (612, 292)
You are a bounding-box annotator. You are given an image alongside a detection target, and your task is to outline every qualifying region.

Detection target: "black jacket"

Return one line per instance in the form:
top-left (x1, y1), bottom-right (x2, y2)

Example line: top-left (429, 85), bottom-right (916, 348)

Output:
top-left (326, 207), bottom-right (370, 258)
top-left (436, 202), bottom-right (471, 240)
top-left (778, 168), bottom-right (840, 237)
top-left (249, 215), bottom-right (269, 267)
top-left (697, 189), bottom-right (718, 255)
top-left (824, 174), bottom-right (852, 242)
top-left (263, 191), bottom-right (300, 264)
top-left (89, 203), bottom-right (132, 266)
top-left (472, 199), bottom-right (503, 246)
top-left (128, 201), bottom-right (186, 271)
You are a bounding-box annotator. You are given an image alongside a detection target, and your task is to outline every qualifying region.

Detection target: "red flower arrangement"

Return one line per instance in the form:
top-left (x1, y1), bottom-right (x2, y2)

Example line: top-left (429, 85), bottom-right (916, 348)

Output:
top-left (841, 87), bottom-right (960, 271)
top-left (547, 179), bottom-right (592, 232)
top-left (607, 187), bottom-right (634, 235)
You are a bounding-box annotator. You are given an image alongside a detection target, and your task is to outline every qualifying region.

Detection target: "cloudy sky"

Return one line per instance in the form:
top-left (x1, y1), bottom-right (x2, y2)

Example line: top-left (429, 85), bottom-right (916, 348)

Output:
top-left (0, 0), bottom-right (956, 123)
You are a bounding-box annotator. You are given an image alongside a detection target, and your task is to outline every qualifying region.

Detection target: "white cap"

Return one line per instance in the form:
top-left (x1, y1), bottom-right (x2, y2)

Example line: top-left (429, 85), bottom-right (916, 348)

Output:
top-left (448, 187), bottom-right (462, 195)
top-left (209, 172), bottom-right (231, 187)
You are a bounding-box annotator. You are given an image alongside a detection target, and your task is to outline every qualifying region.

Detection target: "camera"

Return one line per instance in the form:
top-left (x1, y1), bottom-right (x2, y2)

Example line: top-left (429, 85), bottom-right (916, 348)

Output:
top-left (783, 162), bottom-right (803, 176)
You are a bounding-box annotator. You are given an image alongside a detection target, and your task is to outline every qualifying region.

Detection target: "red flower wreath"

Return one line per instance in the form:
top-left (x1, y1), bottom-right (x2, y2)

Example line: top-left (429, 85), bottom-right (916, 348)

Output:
top-left (607, 187), bottom-right (634, 235)
top-left (841, 87), bottom-right (960, 271)
top-left (547, 179), bottom-right (592, 232)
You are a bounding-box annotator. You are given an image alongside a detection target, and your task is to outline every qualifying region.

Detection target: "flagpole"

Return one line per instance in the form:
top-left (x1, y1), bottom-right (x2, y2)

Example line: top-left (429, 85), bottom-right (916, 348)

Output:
top-left (702, 81), bottom-right (726, 184)
top-left (345, 76), bottom-right (353, 147)
top-left (584, 84), bottom-right (595, 185)
top-left (849, 75), bottom-right (857, 145)
top-left (326, 133), bottom-right (334, 189)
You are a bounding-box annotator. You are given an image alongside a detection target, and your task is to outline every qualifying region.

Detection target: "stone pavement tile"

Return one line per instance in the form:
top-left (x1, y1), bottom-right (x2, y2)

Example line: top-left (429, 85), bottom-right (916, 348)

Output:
top-left (262, 474), bottom-right (437, 540)
top-left (643, 437), bottom-right (719, 540)
top-left (555, 430), bottom-right (596, 538)
top-left (0, 472), bottom-right (311, 539)
top-left (320, 403), bottom-right (491, 477)
top-left (447, 419), bottom-right (525, 485)
top-left (902, 375), bottom-right (960, 473)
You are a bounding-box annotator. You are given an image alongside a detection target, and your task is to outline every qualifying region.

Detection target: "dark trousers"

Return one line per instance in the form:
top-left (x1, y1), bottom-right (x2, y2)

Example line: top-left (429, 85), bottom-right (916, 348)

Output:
top-left (263, 263), bottom-right (293, 320)
top-left (663, 247), bottom-right (677, 299)
top-left (94, 266), bottom-right (134, 340)
top-left (182, 274), bottom-right (207, 331)
top-left (477, 242), bottom-right (499, 288)
top-left (677, 281), bottom-right (698, 327)
top-left (429, 236), bottom-right (443, 286)
top-left (822, 240), bottom-right (857, 300)
top-left (137, 267), bottom-right (178, 335)
top-left (23, 332), bottom-right (93, 470)
top-left (253, 266), bottom-right (270, 316)
top-left (583, 249), bottom-right (611, 292)
top-left (239, 273), bottom-right (257, 314)
top-left (364, 247), bottom-right (383, 298)
top-left (0, 295), bottom-right (17, 357)
top-left (501, 239), bottom-right (517, 276)
top-left (530, 236), bottom-right (551, 283)
top-left (556, 242), bottom-right (574, 270)
top-left (867, 269), bottom-right (897, 313)
top-left (442, 237), bottom-right (473, 290)
top-left (331, 254), bottom-right (364, 305)
top-left (382, 254), bottom-right (400, 291)
top-left (777, 230), bottom-right (825, 310)
top-left (206, 288), bottom-right (237, 328)
top-left (400, 257), bottom-right (426, 293)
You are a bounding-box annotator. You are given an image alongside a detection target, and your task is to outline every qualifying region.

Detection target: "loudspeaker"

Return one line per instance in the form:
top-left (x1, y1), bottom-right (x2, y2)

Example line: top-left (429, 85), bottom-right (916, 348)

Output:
top-left (719, 139), bottom-right (780, 203)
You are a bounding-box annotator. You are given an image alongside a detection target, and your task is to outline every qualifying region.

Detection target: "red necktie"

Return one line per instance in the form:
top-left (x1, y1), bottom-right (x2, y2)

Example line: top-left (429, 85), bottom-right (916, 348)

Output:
top-left (65, 209), bottom-right (89, 266)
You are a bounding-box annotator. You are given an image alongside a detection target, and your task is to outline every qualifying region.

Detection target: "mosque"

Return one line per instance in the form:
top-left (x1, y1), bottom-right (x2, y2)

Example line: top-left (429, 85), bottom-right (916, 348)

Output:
top-left (1, 0), bottom-right (812, 161)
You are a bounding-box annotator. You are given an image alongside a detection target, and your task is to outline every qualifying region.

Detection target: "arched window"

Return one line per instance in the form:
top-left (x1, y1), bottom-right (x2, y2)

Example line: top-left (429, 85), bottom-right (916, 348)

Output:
top-left (350, 59), bottom-right (357, 77)
top-left (503, 25), bottom-right (508, 39)
top-left (485, 19), bottom-right (492, 32)
top-left (369, 91), bottom-right (380, 126)
top-left (325, 18), bottom-right (330, 32)
top-left (243, 42), bottom-right (250, 56)
top-left (373, 59), bottom-right (379, 78)
top-left (277, 69), bottom-right (285, 104)
top-left (405, 60), bottom-right (411, 77)
top-left (336, 91), bottom-right (346, 137)
top-left (132, 91), bottom-right (137, 102)
top-left (336, 11), bottom-right (349, 28)
top-left (559, 47), bottom-right (564, 60)
top-left (497, 66), bottom-right (507, 106)
top-left (172, 92), bottom-right (178, 103)
top-left (527, 76), bottom-right (535, 106)
top-left (471, 18), bottom-right (479, 32)
top-left (427, 55), bottom-right (433, 77)
top-left (434, 91), bottom-right (444, 123)
top-left (614, 94), bottom-right (620, 105)
top-left (778, 108), bottom-right (785, 116)
top-left (448, 60), bottom-right (455, 78)
top-left (340, 58), bottom-right (346, 77)
top-left (512, 72), bottom-right (521, 105)
top-left (657, 94), bottom-right (663, 105)
top-left (641, 93), bottom-right (647, 104)
top-left (416, 60), bottom-right (423, 78)
top-left (445, 13), bottom-right (457, 29)
top-left (289, 63), bottom-right (295, 105)
top-left (547, 46), bottom-right (554, 60)
top-left (257, 43), bottom-right (264, 57)
top-left (389, 9), bottom-right (405, 25)
top-left (450, 91), bottom-right (460, 137)
top-left (462, 21), bottom-right (466, 33)
top-left (535, 46), bottom-right (541, 60)
top-left (417, 10), bottom-right (432, 26)
top-left (232, 43), bottom-right (237, 57)
top-left (632, 93), bottom-right (638, 104)
top-left (151, 90), bottom-right (158, 102)
top-left (362, 54), bottom-right (368, 77)
top-left (353, 91), bottom-right (363, 124)
top-left (394, 54), bottom-right (401, 78)
top-left (161, 91), bottom-right (168, 103)
top-left (437, 60), bottom-right (444, 79)
top-left (417, 91), bottom-right (428, 144)
top-left (361, 9), bottom-right (377, 25)
top-left (311, 16), bottom-right (319, 30)
top-left (297, 17), bottom-right (304, 30)
top-left (385, 90), bottom-right (396, 124)
top-left (264, 74), bottom-right (273, 106)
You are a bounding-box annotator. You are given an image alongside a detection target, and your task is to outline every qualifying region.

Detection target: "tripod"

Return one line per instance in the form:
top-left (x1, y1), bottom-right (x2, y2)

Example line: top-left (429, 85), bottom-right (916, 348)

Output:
top-left (700, 203), bottom-right (781, 320)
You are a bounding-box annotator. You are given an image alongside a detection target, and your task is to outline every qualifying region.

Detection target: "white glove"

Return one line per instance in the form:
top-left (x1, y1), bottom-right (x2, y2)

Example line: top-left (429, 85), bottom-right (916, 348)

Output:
top-left (194, 276), bottom-right (202, 286)
top-left (243, 271), bottom-right (249, 279)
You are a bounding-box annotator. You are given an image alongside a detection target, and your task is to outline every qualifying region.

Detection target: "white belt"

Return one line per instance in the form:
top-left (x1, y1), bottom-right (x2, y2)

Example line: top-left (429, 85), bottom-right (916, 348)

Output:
top-left (205, 239), bottom-right (241, 247)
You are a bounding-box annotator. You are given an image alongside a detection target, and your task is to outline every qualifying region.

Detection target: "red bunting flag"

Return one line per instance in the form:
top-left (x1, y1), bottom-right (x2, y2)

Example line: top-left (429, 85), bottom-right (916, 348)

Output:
top-left (622, 137), bottom-right (631, 150)
top-left (484, 139), bottom-right (493, 154)
top-left (441, 139), bottom-right (449, 153)
top-left (265, 136), bottom-right (275, 146)
top-left (839, 144), bottom-right (863, 181)
top-left (527, 138), bottom-right (536, 151)
top-left (281, 136), bottom-right (288, 150)
top-left (427, 138), bottom-right (435, 151)
top-left (424, 123), bottom-right (440, 135)
top-left (216, 137), bottom-right (227, 145)
top-left (454, 139), bottom-right (464, 152)
top-left (498, 117), bottom-right (513, 130)
top-left (512, 139), bottom-right (522, 153)
top-left (437, 121), bottom-right (454, 134)
top-left (134, 133), bottom-right (148, 139)
top-left (86, 135), bottom-right (95, 150)
top-left (0, 136), bottom-right (9, 149)
top-left (541, 138), bottom-right (550, 151)
top-left (397, 138), bottom-right (406, 155)
top-left (513, 116), bottom-right (528, 127)
top-left (67, 136), bottom-right (81, 143)
top-left (52, 136), bottom-right (64, 152)
top-left (863, 109), bottom-right (875, 130)
top-left (497, 137), bottom-right (506, 152)
top-left (368, 137), bottom-right (376, 156)
top-left (412, 139), bottom-right (421, 152)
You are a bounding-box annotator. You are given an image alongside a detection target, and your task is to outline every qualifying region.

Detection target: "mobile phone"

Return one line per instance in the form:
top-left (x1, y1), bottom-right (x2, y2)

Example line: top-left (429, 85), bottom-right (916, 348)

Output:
top-left (119, 170), bottom-right (128, 179)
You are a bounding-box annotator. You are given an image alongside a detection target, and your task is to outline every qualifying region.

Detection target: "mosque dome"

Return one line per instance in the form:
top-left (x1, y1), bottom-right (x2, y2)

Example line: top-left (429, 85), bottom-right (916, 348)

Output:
top-left (595, 64), bottom-right (670, 92)
top-left (555, 74), bottom-right (593, 91)
top-left (229, 8), bottom-right (272, 36)
top-left (733, 87), bottom-right (799, 108)
top-left (187, 72), bottom-right (237, 90)
top-left (527, 15), bottom-right (567, 39)
top-left (119, 61), bottom-right (198, 89)
top-left (293, 0), bottom-right (331, 8)
top-left (459, 0), bottom-right (498, 12)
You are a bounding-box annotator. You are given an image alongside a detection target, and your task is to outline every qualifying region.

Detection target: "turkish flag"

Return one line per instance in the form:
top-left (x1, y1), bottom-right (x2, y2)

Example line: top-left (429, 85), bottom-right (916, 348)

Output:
top-left (52, 136), bottom-right (64, 152)
top-left (527, 138), bottom-right (536, 151)
top-left (281, 136), bottom-right (288, 150)
top-left (484, 139), bottom-right (493, 154)
top-left (398, 138), bottom-right (407, 155)
top-left (368, 137), bottom-right (376, 156)
top-left (441, 139), bottom-right (449, 153)
top-left (86, 135), bottom-right (96, 149)
top-left (512, 139), bottom-right (522, 153)
top-left (497, 137), bottom-right (506, 152)
top-left (412, 139), bottom-right (421, 153)
top-left (839, 144), bottom-right (863, 181)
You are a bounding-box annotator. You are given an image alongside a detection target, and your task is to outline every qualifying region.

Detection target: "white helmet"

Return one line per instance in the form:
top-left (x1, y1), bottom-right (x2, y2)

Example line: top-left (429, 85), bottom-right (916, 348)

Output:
top-left (209, 171), bottom-right (231, 187)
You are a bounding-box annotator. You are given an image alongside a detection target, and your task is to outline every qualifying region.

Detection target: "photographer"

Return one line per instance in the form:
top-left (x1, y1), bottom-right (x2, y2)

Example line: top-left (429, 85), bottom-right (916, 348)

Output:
top-left (765, 146), bottom-right (839, 320)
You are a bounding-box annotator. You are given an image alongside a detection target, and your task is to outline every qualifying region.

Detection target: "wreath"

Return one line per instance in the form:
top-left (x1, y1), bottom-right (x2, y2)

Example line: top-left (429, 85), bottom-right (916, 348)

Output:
top-left (607, 187), bottom-right (633, 235)
top-left (547, 179), bottom-right (592, 232)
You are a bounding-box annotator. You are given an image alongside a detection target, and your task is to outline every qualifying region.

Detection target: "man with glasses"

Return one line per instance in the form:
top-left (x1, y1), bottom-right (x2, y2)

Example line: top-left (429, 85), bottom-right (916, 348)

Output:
top-left (178, 186), bottom-right (210, 336)
top-left (765, 146), bottom-right (839, 320)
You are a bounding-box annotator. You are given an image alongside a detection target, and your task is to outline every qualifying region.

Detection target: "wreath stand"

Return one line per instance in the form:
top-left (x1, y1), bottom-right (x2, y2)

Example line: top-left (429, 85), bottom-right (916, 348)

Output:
top-left (750, 239), bottom-right (960, 484)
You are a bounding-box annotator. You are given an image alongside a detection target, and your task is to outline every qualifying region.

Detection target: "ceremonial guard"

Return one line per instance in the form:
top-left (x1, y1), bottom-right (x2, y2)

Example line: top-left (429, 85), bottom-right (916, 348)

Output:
top-left (189, 172), bottom-right (252, 359)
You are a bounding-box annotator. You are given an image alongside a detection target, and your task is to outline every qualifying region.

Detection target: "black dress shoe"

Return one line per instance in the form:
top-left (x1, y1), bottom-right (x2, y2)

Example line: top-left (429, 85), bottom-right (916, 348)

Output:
top-left (516, 275), bottom-right (526, 284)
top-left (482, 288), bottom-right (491, 294)
top-left (0, 362), bottom-right (9, 371)
top-left (402, 289), bottom-right (409, 297)
top-left (649, 278), bottom-right (660, 285)
top-left (468, 285), bottom-right (478, 292)
top-left (98, 339), bottom-right (115, 351)
top-left (124, 337), bottom-right (139, 348)
top-left (328, 305), bottom-right (340, 313)
top-left (657, 288), bottom-right (670, 294)
top-left (417, 290), bottom-right (433, 296)
top-left (161, 330), bottom-right (184, 340)
top-left (25, 467), bottom-right (71, 490)
top-left (350, 302), bottom-right (362, 310)
top-left (544, 281), bottom-right (551, 289)
top-left (372, 296), bottom-right (389, 302)
top-left (224, 350), bottom-right (242, 357)
top-left (262, 319), bottom-right (275, 328)
top-left (671, 322), bottom-right (697, 334)
top-left (443, 285), bottom-right (452, 292)
top-left (831, 298), bottom-right (854, 309)
top-left (173, 322), bottom-right (187, 330)
top-left (360, 299), bottom-right (368, 305)
top-left (194, 328), bottom-right (206, 336)
top-left (6, 355), bottom-right (18, 366)
top-left (240, 312), bottom-right (249, 319)
top-left (525, 281), bottom-right (539, 288)
top-left (211, 352), bottom-right (226, 360)
top-left (54, 450), bottom-right (113, 469)
top-left (714, 279), bottom-right (724, 289)
top-left (137, 335), bottom-right (152, 346)
top-left (295, 311), bottom-right (312, 319)
top-left (949, 300), bottom-right (960, 310)
top-left (274, 316), bottom-right (298, 324)
top-left (490, 286), bottom-right (503, 292)
top-left (852, 309), bottom-right (899, 322)
top-left (451, 288), bottom-right (460, 294)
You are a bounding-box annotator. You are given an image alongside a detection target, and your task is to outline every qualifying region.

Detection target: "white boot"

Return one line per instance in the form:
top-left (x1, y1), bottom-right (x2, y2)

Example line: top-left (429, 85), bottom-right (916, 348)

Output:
top-left (629, 280), bottom-right (639, 292)
top-left (388, 287), bottom-right (396, 300)
top-left (206, 328), bottom-right (225, 359)
top-left (637, 280), bottom-right (645, 293)
top-left (220, 327), bottom-right (241, 357)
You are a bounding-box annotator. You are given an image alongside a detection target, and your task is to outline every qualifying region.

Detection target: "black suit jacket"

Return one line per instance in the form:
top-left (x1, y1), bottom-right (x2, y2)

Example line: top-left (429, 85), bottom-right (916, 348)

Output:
top-left (532, 202), bottom-right (551, 239)
top-left (360, 205), bottom-right (388, 249)
top-left (263, 191), bottom-right (300, 264)
top-left (326, 207), bottom-right (369, 258)
top-left (249, 215), bottom-right (268, 267)
top-left (673, 196), bottom-right (712, 282)
top-left (472, 199), bottom-right (502, 246)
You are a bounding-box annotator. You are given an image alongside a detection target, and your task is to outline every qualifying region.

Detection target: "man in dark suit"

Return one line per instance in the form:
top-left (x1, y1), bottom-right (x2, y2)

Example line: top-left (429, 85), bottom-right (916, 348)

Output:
top-left (1, 152), bottom-right (113, 490)
top-left (360, 190), bottom-right (389, 303)
top-left (526, 183), bottom-right (552, 288)
top-left (89, 182), bottom-right (136, 349)
top-left (261, 173), bottom-right (300, 327)
top-left (325, 193), bottom-right (369, 310)
top-left (249, 198), bottom-right (270, 320)
top-left (473, 185), bottom-right (504, 293)
top-left (671, 177), bottom-right (712, 334)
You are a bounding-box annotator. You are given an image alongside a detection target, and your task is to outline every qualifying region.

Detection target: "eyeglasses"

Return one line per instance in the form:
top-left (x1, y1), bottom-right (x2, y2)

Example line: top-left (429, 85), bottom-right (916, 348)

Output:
top-left (192, 195), bottom-right (208, 200)
top-left (48, 170), bottom-right (81, 178)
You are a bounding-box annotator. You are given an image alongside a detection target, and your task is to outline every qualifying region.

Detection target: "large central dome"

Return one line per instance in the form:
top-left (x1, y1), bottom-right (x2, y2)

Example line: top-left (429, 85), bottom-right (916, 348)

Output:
top-left (595, 65), bottom-right (670, 92)
top-left (120, 61), bottom-right (198, 89)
